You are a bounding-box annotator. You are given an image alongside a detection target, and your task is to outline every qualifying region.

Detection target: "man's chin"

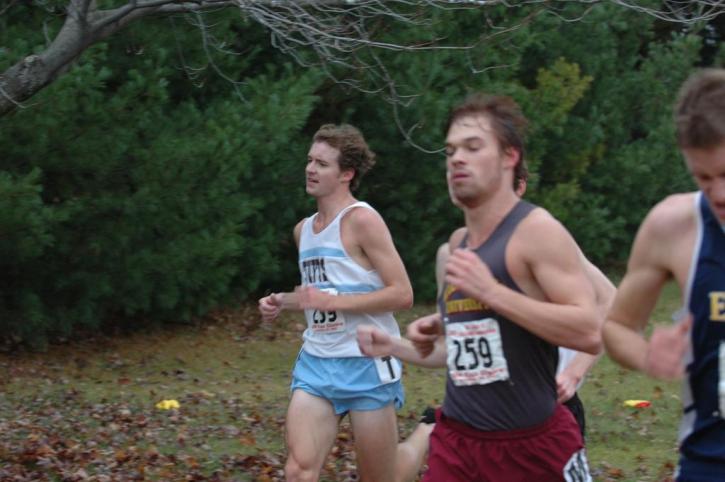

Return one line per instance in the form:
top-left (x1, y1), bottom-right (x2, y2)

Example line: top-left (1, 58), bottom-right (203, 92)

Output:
top-left (455, 194), bottom-right (478, 207)
top-left (306, 186), bottom-right (324, 198)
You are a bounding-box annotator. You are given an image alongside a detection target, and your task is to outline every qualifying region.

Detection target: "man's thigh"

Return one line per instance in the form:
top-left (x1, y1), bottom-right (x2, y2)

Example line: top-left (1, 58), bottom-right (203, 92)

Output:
top-left (350, 404), bottom-right (398, 482)
top-left (285, 389), bottom-right (340, 471)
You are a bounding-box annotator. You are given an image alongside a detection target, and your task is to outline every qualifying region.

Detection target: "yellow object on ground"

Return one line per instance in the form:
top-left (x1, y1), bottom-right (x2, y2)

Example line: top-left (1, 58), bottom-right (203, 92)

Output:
top-left (155, 399), bottom-right (180, 410)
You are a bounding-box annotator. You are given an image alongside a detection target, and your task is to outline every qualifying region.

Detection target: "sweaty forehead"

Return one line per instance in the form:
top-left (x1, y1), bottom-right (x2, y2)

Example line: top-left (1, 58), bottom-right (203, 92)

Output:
top-left (447, 115), bottom-right (495, 142)
top-left (309, 141), bottom-right (341, 162)
top-left (683, 143), bottom-right (725, 175)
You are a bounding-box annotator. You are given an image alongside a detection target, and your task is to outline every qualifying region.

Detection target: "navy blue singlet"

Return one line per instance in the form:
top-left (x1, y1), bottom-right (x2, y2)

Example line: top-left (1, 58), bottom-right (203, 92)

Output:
top-left (678, 192), bottom-right (725, 479)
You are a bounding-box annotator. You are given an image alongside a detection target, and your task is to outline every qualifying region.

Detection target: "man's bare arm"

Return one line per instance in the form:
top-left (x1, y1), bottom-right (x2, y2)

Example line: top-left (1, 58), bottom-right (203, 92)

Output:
top-left (357, 318), bottom-right (448, 368)
top-left (557, 254), bottom-right (615, 401)
top-left (258, 220), bottom-right (307, 319)
top-left (603, 195), bottom-right (693, 379)
top-left (557, 351), bottom-right (599, 403)
top-left (446, 212), bottom-right (600, 353)
top-left (300, 207), bottom-right (413, 314)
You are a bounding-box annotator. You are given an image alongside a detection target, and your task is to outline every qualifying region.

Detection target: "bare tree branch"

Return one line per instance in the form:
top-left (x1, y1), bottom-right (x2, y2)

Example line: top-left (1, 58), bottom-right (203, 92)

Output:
top-left (0, 0), bottom-right (21, 16)
top-left (0, 0), bottom-right (723, 117)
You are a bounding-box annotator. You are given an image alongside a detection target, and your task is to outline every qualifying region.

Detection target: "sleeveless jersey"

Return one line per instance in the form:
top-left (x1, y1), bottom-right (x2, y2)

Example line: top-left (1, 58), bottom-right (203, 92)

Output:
top-left (557, 347), bottom-right (585, 391)
top-left (298, 201), bottom-right (401, 358)
top-left (679, 192), bottom-right (725, 463)
top-left (439, 200), bottom-right (559, 431)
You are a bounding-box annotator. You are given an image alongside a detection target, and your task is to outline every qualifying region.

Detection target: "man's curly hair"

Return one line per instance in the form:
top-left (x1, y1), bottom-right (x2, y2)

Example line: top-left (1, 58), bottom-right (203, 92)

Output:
top-left (313, 124), bottom-right (376, 191)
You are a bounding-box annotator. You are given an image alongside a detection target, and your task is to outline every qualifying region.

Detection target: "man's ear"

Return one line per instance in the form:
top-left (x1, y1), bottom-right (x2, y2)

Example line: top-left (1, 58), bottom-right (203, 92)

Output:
top-left (340, 168), bottom-right (355, 184)
top-left (503, 147), bottom-right (521, 169)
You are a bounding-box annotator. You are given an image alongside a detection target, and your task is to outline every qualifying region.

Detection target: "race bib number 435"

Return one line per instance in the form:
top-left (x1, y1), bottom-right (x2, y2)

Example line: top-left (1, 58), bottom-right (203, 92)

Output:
top-left (446, 318), bottom-right (510, 386)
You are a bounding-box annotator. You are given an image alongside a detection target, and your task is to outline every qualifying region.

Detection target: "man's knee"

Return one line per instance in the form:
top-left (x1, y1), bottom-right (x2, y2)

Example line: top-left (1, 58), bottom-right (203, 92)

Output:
top-left (285, 454), bottom-right (320, 482)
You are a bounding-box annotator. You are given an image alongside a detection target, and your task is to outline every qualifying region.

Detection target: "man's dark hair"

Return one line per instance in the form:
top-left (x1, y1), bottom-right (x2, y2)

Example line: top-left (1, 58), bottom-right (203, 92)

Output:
top-left (675, 69), bottom-right (725, 150)
top-left (446, 93), bottom-right (529, 188)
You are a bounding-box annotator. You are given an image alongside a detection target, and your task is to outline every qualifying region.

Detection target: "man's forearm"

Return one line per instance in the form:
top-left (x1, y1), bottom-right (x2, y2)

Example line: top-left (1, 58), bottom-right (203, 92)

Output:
top-left (391, 337), bottom-right (447, 368)
top-left (486, 284), bottom-right (601, 354)
top-left (561, 351), bottom-right (600, 384)
top-left (602, 320), bottom-right (648, 372)
top-left (277, 291), bottom-right (301, 311)
top-left (331, 285), bottom-right (414, 313)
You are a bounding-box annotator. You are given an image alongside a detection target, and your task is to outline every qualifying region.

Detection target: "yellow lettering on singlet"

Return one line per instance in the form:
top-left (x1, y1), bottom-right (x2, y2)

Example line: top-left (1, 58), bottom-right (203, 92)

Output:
top-left (446, 298), bottom-right (489, 314)
top-left (444, 284), bottom-right (492, 314)
top-left (710, 292), bottom-right (725, 321)
top-left (443, 284), bottom-right (457, 301)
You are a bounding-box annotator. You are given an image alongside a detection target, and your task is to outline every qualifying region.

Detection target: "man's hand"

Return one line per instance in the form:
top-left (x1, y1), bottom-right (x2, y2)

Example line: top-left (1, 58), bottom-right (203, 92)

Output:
top-left (445, 249), bottom-right (499, 304)
top-left (644, 315), bottom-right (692, 380)
top-left (357, 325), bottom-right (394, 358)
top-left (407, 313), bottom-right (443, 358)
top-left (258, 293), bottom-right (283, 322)
top-left (556, 370), bottom-right (580, 404)
top-left (297, 285), bottom-right (335, 311)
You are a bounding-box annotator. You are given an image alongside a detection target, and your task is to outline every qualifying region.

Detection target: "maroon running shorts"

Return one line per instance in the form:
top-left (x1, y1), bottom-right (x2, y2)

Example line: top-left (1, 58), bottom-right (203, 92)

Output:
top-left (422, 404), bottom-right (591, 482)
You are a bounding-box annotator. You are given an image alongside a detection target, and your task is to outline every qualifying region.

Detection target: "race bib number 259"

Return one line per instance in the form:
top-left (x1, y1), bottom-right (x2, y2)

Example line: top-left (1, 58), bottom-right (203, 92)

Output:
top-left (446, 318), bottom-right (510, 386)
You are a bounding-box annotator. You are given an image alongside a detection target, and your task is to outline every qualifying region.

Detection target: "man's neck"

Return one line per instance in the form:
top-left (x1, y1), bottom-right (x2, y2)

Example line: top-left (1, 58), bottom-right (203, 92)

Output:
top-left (314, 190), bottom-right (357, 225)
top-left (463, 190), bottom-right (519, 248)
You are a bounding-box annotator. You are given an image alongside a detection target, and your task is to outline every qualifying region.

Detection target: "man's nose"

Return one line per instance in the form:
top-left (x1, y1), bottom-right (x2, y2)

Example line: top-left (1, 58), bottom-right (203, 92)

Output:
top-left (448, 152), bottom-right (465, 167)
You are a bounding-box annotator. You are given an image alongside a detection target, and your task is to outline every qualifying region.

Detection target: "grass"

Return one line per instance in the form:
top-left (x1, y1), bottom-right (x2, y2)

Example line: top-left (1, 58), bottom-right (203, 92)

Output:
top-left (0, 285), bottom-right (684, 481)
top-left (581, 281), bottom-right (682, 481)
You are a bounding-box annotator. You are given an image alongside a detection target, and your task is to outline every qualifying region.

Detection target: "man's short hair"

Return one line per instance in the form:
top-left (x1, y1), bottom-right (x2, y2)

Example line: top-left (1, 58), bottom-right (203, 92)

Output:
top-left (313, 124), bottom-right (376, 191)
top-left (514, 161), bottom-right (529, 192)
top-left (446, 93), bottom-right (529, 188)
top-left (675, 68), bottom-right (725, 149)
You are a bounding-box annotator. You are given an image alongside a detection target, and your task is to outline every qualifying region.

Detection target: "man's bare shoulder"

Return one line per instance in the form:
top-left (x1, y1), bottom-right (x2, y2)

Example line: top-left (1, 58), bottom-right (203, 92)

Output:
top-left (511, 206), bottom-right (582, 265)
top-left (516, 206), bottom-right (568, 237)
top-left (625, 192), bottom-right (698, 279)
top-left (344, 204), bottom-right (386, 229)
top-left (342, 204), bottom-right (391, 248)
top-left (293, 218), bottom-right (306, 245)
top-left (639, 192), bottom-right (697, 239)
top-left (294, 218), bottom-right (306, 232)
top-left (449, 226), bottom-right (467, 249)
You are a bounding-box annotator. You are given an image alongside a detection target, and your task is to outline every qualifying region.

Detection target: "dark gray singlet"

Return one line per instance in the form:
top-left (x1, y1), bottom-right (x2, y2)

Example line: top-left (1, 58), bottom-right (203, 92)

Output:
top-left (439, 200), bottom-right (559, 431)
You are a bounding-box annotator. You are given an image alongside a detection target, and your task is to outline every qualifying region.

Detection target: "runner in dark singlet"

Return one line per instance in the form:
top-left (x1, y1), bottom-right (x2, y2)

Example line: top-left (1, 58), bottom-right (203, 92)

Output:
top-left (358, 93), bottom-right (601, 481)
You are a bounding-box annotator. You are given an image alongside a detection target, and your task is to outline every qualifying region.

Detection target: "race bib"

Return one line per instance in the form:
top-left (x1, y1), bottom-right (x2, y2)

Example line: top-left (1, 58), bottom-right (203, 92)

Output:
top-left (563, 449), bottom-right (592, 482)
top-left (374, 355), bottom-right (402, 384)
top-left (446, 318), bottom-right (509, 386)
top-left (307, 288), bottom-right (346, 334)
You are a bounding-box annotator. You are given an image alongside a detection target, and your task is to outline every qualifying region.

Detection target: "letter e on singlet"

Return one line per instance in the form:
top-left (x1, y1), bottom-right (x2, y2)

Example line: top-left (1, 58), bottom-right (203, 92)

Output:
top-left (710, 292), bottom-right (725, 321)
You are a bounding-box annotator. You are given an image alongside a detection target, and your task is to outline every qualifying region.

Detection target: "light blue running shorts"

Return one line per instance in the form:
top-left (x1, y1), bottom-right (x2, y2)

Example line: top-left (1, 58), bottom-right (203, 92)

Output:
top-left (290, 350), bottom-right (405, 415)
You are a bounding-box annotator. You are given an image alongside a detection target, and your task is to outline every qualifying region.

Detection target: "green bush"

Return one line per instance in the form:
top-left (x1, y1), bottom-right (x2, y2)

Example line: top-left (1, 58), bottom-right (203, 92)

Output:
top-left (0, 23), bottom-right (321, 345)
top-left (1, 3), bottom-right (719, 344)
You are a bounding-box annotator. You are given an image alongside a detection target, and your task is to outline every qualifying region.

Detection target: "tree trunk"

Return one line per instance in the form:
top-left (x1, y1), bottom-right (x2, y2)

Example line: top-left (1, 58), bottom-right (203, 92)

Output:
top-left (0, 2), bottom-right (96, 116)
top-left (0, 0), bottom-right (233, 116)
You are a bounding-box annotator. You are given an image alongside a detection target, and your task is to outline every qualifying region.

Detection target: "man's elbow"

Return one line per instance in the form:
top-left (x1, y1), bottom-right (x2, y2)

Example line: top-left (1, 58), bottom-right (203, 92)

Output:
top-left (397, 288), bottom-right (414, 310)
top-left (580, 336), bottom-right (603, 355)
top-left (578, 325), bottom-right (603, 355)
